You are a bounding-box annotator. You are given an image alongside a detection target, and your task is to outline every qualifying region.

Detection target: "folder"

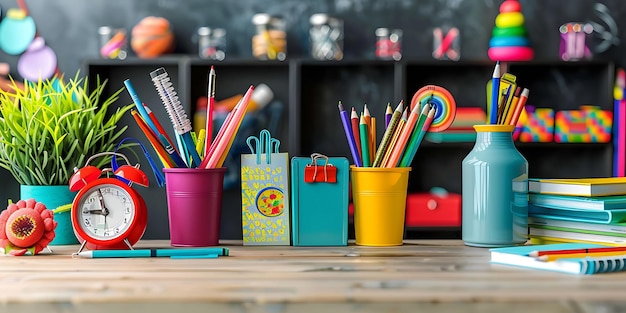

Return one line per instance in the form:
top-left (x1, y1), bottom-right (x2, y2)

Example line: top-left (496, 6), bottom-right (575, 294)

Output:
top-left (290, 154), bottom-right (349, 246)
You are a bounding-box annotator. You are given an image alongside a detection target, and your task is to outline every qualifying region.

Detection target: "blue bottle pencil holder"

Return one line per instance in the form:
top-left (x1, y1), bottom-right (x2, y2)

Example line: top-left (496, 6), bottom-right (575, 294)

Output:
top-left (462, 125), bottom-right (528, 247)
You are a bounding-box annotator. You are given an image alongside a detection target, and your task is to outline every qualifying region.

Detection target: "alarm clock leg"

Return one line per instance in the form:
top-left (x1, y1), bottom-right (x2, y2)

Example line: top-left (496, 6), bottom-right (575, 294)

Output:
top-left (123, 238), bottom-right (134, 250)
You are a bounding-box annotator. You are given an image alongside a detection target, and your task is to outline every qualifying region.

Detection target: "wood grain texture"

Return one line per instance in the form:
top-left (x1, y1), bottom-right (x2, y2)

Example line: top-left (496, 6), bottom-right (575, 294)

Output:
top-left (2, 240), bottom-right (626, 312)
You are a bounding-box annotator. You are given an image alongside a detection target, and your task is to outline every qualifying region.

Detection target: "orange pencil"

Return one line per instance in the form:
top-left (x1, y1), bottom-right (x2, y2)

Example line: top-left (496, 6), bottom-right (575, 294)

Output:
top-left (131, 110), bottom-right (175, 168)
top-left (509, 88), bottom-right (530, 126)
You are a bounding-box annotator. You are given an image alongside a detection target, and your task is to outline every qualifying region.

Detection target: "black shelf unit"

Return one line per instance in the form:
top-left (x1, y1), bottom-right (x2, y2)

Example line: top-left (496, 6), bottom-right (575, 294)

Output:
top-left (83, 57), bottom-right (616, 240)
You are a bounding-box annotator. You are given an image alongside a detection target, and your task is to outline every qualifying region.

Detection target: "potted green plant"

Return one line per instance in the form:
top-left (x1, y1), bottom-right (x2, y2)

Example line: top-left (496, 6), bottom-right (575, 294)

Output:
top-left (0, 73), bottom-right (133, 244)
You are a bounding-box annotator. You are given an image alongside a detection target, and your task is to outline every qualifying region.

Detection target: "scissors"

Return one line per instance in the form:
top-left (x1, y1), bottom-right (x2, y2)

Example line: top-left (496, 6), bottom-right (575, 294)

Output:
top-left (246, 129), bottom-right (280, 165)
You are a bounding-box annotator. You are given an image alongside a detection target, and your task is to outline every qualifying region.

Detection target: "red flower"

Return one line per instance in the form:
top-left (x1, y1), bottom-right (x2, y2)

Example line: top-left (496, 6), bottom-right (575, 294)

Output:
top-left (0, 199), bottom-right (57, 256)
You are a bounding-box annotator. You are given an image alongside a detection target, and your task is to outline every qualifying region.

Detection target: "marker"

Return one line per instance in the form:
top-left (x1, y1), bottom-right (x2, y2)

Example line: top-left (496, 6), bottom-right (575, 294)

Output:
top-left (76, 247), bottom-right (229, 258)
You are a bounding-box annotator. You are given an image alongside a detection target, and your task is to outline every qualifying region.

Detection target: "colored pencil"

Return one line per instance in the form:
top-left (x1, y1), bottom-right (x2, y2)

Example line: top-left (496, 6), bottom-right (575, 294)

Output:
top-left (615, 99), bottom-right (626, 177)
top-left (386, 104), bottom-right (424, 168)
top-left (204, 85), bottom-right (254, 169)
top-left (199, 111), bottom-right (232, 168)
top-left (372, 101), bottom-right (403, 167)
top-left (529, 246), bottom-right (626, 257)
top-left (363, 104), bottom-right (373, 161)
top-left (130, 110), bottom-right (176, 168)
top-left (537, 251), bottom-right (626, 262)
top-left (503, 87), bottom-right (521, 125)
top-left (399, 105), bottom-right (434, 167)
top-left (204, 66), bottom-right (216, 158)
top-left (144, 104), bottom-right (176, 150)
top-left (359, 114), bottom-right (370, 167)
top-left (510, 88), bottom-right (529, 126)
top-left (490, 61), bottom-right (501, 124)
top-left (370, 117), bottom-right (376, 162)
top-left (351, 107), bottom-right (362, 161)
top-left (382, 108), bottom-right (407, 167)
top-left (338, 101), bottom-right (362, 167)
top-left (385, 103), bottom-right (393, 128)
top-left (496, 84), bottom-right (511, 124)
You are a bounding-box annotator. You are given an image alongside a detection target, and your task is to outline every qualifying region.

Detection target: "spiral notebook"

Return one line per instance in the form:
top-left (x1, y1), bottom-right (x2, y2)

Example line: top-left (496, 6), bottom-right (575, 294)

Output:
top-left (490, 243), bottom-right (626, 275)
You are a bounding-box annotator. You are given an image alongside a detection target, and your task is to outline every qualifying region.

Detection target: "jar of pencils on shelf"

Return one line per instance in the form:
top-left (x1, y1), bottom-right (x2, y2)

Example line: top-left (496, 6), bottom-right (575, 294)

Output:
top-left (461, 124), bottom-right (528, 247)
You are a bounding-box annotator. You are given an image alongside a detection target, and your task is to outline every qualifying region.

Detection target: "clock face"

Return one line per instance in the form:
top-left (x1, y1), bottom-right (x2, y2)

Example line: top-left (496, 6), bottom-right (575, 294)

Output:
top-left (76, 183), bottom-right (136, 241)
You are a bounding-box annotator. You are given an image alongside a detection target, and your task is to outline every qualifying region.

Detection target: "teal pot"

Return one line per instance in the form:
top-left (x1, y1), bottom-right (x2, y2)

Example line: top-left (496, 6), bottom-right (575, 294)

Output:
top-left (20, 185), bottom-right (78, 245)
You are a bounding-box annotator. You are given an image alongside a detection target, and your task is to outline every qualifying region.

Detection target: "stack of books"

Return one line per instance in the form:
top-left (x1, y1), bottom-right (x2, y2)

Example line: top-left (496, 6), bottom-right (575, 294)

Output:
top-left (528, 177), bottom-right (626, 245)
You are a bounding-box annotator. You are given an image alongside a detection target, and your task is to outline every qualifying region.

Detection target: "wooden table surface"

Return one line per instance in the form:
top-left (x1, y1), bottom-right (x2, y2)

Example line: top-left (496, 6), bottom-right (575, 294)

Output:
top-left (1, 240), bottom-right (626, 312)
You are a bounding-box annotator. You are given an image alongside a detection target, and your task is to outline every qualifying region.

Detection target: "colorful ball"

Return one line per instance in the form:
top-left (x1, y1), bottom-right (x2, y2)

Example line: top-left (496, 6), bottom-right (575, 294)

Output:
top-left (131, 16), bottom-right (174, 59)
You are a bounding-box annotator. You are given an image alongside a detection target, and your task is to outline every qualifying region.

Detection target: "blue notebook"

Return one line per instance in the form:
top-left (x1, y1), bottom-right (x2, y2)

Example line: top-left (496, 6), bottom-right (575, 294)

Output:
top-left (491, 243), bottom-right (626, 275)
top-left (290, 156), bottom-right (349, 246)
top-left (529, 204), bottom-right (626, 224)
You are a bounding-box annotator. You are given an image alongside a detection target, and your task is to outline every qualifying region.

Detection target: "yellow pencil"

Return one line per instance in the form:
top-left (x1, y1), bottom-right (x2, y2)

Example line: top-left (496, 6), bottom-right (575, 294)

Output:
top-left (382, 108), bottom-right (407, 167)
top-left (372, 101), bottom-right (403, 167)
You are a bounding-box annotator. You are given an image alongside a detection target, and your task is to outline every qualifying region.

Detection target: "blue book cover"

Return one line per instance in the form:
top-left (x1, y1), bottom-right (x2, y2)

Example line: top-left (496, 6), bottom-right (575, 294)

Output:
top-left (529, 193), bottom-right (626, 211)
top-left (529, 204), bottom-right (626, 224)
top-left (490, 243), bottom-right (626, 275)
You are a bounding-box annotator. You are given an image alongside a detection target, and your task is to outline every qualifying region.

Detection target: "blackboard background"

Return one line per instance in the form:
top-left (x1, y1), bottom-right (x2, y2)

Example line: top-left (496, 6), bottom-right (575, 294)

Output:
top-left (0, 0), bottom-right (624, 75)
top-left (0, 0), bottom-right (625, 240)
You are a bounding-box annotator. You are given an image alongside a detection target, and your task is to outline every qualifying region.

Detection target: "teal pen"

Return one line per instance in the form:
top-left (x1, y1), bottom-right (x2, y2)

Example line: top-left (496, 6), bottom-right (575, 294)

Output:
top-left (77, 247), bottom-right (229, 258)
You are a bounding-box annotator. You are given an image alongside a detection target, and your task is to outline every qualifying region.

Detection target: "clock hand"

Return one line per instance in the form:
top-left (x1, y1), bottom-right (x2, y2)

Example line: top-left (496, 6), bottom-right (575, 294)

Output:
top-left (96, 188), bottom-right (109, 216)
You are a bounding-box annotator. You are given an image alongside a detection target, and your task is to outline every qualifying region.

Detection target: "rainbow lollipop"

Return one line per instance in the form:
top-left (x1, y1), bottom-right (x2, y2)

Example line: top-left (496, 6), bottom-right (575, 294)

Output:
top-left (410, 85), bottom-right (457, 132)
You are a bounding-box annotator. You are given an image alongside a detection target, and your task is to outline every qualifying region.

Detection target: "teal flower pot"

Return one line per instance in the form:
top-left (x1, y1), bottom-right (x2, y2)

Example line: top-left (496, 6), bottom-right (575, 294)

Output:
top-left (20, 185), bottom-right (78, 245)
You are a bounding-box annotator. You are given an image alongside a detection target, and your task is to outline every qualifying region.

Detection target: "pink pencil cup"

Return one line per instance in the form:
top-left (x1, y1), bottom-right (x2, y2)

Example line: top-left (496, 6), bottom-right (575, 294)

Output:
top-left (163, 167), bottom-right (226, 247)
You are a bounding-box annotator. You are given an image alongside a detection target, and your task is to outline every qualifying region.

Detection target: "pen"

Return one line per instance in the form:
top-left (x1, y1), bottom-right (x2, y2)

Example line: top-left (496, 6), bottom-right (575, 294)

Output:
top-left (490, 61), bottom-right (500, 124)
top-left (77, 247), bottom-right (229, 258)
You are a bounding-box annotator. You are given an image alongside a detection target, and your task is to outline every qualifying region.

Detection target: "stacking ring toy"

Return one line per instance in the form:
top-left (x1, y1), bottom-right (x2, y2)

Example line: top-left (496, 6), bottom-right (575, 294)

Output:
top-left (492, 26), bottom-right (526, 37)
top-left (488, 46), bottom-right (534, 61)
top-left (495, 12), bottom-right (524, 28)
top-left (489, 36), bottom-right (529, 48)
top-left (410, 85), bottom-right (456, 132)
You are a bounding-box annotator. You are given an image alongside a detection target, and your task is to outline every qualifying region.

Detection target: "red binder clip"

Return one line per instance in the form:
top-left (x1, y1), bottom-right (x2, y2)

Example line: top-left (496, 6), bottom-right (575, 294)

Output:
top-left (304, 153), bottom-right (337, 183)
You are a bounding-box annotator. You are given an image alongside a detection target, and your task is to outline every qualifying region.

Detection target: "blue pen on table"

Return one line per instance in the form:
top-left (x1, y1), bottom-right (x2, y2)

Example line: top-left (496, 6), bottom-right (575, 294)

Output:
top-left (338, 101), bottom-right (362, 167)
top-left (76, 247), bottom-right (229, 259)
top-left (490, 61), bottom-right (501, 124)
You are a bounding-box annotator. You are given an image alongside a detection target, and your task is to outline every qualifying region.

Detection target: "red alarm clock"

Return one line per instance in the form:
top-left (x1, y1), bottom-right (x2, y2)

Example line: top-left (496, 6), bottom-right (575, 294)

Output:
top-left (68, 152), bottom-right (149, 252)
